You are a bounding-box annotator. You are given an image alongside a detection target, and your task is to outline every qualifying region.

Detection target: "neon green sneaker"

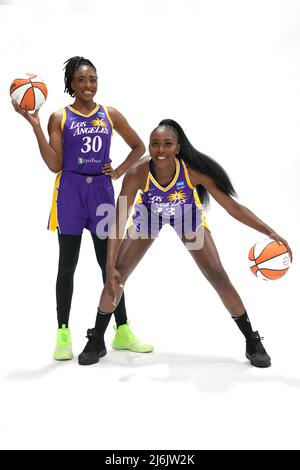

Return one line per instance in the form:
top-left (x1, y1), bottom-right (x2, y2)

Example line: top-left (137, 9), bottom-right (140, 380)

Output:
top-left (53, 324), bottom-right (73, 361)
top-left (112, 322), bottom-right (153, 353)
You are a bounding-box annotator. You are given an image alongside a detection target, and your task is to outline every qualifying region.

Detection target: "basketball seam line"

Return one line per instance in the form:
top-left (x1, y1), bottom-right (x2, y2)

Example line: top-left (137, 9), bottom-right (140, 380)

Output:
top-left (20, 86), bottom-right (34, 110)
top-left (30, 80), bottom-right (36, 111)
top-left (10, 82), bottom-right (31, 93)
top-left (253, 240), bottom-right (275, 262)
top-left (255, 250), bottom-right (288, 265)
top-left (252, 250), bottom-right (288, 278)
top-left (32, 83), bottom-right (47, 99)
top-left (252, 264), bottom-right (288, 278)
top-left (259, 267), bottom-right (289, 272)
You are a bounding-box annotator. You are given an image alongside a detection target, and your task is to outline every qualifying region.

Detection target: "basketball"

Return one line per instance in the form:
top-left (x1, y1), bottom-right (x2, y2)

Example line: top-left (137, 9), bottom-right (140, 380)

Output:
top-left (10, 73), bottom-right (47, 111)
top-left (248, 238), bottom-right (291, 281)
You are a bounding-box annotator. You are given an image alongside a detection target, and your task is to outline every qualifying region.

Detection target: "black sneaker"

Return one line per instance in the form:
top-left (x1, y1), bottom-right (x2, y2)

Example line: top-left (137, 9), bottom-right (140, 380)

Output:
top-left (78, 328), bottom-right (107, 365)
top-left (246, 331), bottom-right (271, 368)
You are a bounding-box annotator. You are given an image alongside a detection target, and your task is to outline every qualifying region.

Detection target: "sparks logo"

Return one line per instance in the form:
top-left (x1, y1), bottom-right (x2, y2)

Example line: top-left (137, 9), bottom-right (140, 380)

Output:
top-left (168, 190), bottom-right (186, 202)
top-left (91, 118), bottom-right (106, 128)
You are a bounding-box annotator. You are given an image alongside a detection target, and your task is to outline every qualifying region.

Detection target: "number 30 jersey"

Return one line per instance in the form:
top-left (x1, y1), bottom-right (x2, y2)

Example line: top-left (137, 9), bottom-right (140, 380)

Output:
top-left (61, 104), bottom-right (113, 175)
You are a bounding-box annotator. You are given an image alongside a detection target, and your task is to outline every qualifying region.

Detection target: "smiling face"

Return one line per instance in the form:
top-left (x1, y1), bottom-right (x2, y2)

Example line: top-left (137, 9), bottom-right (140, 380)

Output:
top-left (149, 126), bottom-right (180, 168)
top-left (70, 65), bottom-right (98, 101)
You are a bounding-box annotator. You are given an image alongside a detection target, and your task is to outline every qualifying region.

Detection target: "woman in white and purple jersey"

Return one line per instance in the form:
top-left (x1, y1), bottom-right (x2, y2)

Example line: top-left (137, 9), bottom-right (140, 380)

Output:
top-left (79, 119), bottom-right (292, 367)
top-left (12, 56), bottom-right (153, 361)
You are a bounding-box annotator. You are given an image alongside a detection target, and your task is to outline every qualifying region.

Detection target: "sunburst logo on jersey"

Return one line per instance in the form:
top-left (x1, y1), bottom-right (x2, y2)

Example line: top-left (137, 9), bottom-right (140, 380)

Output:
top-left (91, 118), bottom-right (107, 127)
top-left (168, 190), bottom-right (186, 202)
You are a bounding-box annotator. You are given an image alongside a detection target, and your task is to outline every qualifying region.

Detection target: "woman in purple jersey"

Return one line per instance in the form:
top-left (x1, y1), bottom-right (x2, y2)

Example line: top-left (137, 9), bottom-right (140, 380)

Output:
top-left (12, 56), bottom-right (153, 360)
top-left (78, 119), bottom-right (292, 367)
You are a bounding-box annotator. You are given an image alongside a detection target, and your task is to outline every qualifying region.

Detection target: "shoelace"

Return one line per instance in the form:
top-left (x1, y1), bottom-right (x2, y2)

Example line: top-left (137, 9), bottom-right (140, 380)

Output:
top-left (60, 332), bottom-right (70, 343)
top-left (248, 332), bottom-right (264, 342)
top-left (249, 334), bottom-right (267, 353)
top-left (86, 330), bottom-right (99, 343)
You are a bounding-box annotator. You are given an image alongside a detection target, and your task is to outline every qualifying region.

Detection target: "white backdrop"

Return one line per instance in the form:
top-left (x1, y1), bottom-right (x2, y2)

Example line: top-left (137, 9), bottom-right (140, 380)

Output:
top-left (0, 0), bottom-right (300, 450)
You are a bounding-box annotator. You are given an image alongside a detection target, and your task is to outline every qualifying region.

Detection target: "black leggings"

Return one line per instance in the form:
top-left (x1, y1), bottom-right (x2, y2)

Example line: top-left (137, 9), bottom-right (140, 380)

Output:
top-left (56, 233), bottom-right (127, 328)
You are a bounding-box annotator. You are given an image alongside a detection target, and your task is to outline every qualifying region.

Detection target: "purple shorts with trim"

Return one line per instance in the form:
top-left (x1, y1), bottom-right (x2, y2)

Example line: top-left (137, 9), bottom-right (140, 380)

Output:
top-left (56, 171), bottom-right (115, 236)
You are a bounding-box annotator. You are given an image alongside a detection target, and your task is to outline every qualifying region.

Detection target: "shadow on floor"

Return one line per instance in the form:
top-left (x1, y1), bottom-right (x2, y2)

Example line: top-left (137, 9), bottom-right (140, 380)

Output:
top-left (3, 350), bottom-right (300, 394)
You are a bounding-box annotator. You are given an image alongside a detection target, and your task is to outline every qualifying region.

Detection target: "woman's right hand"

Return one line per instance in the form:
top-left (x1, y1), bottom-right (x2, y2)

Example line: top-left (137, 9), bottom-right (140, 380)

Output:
top-left (268, 232), bottom-right (293, 262)
top-left (12, 100), bottom-right (41, 128)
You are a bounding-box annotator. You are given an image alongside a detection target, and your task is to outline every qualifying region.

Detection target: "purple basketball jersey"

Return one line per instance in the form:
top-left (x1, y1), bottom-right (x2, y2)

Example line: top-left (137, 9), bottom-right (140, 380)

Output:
top-left (62, 104), bottom-right (112, 174)
top-left (132, 158), bottom-right (206, 236)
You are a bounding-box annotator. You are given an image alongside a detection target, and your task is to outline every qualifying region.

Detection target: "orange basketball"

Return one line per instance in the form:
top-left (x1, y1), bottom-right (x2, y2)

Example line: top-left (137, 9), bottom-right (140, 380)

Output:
top-left (248, 239), bottom-right (291, 281)
top-left (10, 73), bottom-right (47, 111)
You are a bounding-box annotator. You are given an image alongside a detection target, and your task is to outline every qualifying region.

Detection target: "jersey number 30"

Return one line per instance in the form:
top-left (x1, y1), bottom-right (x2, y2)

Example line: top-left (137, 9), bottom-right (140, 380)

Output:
top-left (81, 136), bottom-right (102, 153)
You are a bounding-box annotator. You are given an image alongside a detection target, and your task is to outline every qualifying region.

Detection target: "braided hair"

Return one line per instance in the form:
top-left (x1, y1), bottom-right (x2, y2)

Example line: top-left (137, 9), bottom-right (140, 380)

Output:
top-left (156, 119), bottom-right (237, 208)
top-left (63, 56), bottom-right (97, 97)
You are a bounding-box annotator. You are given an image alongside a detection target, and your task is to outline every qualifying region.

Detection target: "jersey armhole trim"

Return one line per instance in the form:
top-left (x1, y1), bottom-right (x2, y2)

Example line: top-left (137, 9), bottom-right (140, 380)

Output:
top-left (102, 105), bottom-right (114, 129)
top-left (181, 160), bottom-right (194, 189)
top-left (143, 173), bottom-right (151, 192)
top-left (61, 108), bottom-right (67, 132)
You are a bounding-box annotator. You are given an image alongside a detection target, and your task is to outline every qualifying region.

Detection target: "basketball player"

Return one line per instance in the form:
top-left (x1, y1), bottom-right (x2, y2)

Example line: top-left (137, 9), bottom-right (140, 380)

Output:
top-left (78, 119), bottom-right (292, 367)
top-left (12, 56), bottom-right (153, 360)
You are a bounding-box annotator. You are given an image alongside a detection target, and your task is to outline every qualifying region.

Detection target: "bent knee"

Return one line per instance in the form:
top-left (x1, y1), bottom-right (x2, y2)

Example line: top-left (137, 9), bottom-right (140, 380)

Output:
top-left (115, 262), bottom-right (130, 284)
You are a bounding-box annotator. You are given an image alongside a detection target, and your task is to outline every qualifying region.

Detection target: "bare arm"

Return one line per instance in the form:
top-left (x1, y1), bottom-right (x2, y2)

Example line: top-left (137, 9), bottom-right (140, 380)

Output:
top-left (102, 107), bottom-right (145, 179)
top-left (106, 160), bottom-right (148, 273)
top-left (12, 101), bottom-right (63, 173)
top-left (45, 112), bottom-right (63, 172)
top-left (189, 168), bottom-right (293, 259)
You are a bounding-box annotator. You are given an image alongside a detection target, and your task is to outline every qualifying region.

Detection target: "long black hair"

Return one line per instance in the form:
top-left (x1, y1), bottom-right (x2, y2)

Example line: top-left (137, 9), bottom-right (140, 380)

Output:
top-left (63, 56), bottom-right (96, 97)
top-left (157, 119), bottom-right (237, 207)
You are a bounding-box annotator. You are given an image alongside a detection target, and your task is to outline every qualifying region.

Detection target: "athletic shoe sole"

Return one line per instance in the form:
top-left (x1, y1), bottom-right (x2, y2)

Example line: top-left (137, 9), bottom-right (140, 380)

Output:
top-left (246, 352), bottom-right (271, 368)
top-left (78, 348), bottom-right (107, 366)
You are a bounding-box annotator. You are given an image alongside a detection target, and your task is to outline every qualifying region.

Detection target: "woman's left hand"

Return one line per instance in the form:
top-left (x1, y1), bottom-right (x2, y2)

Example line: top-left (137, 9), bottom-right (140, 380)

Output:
top-left (102, 163), bottom-right (120, 180)
top-left (268, 232), bottom-right (293, 262)
top-left (106, 269), bottom-right (123, 306)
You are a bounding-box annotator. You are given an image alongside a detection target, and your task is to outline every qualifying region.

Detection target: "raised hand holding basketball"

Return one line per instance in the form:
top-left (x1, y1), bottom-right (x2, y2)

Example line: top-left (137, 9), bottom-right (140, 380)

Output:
top-left (10, 73), bottom-right (47, 111)
top-left (11, 99), bottom-right (41, 127)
